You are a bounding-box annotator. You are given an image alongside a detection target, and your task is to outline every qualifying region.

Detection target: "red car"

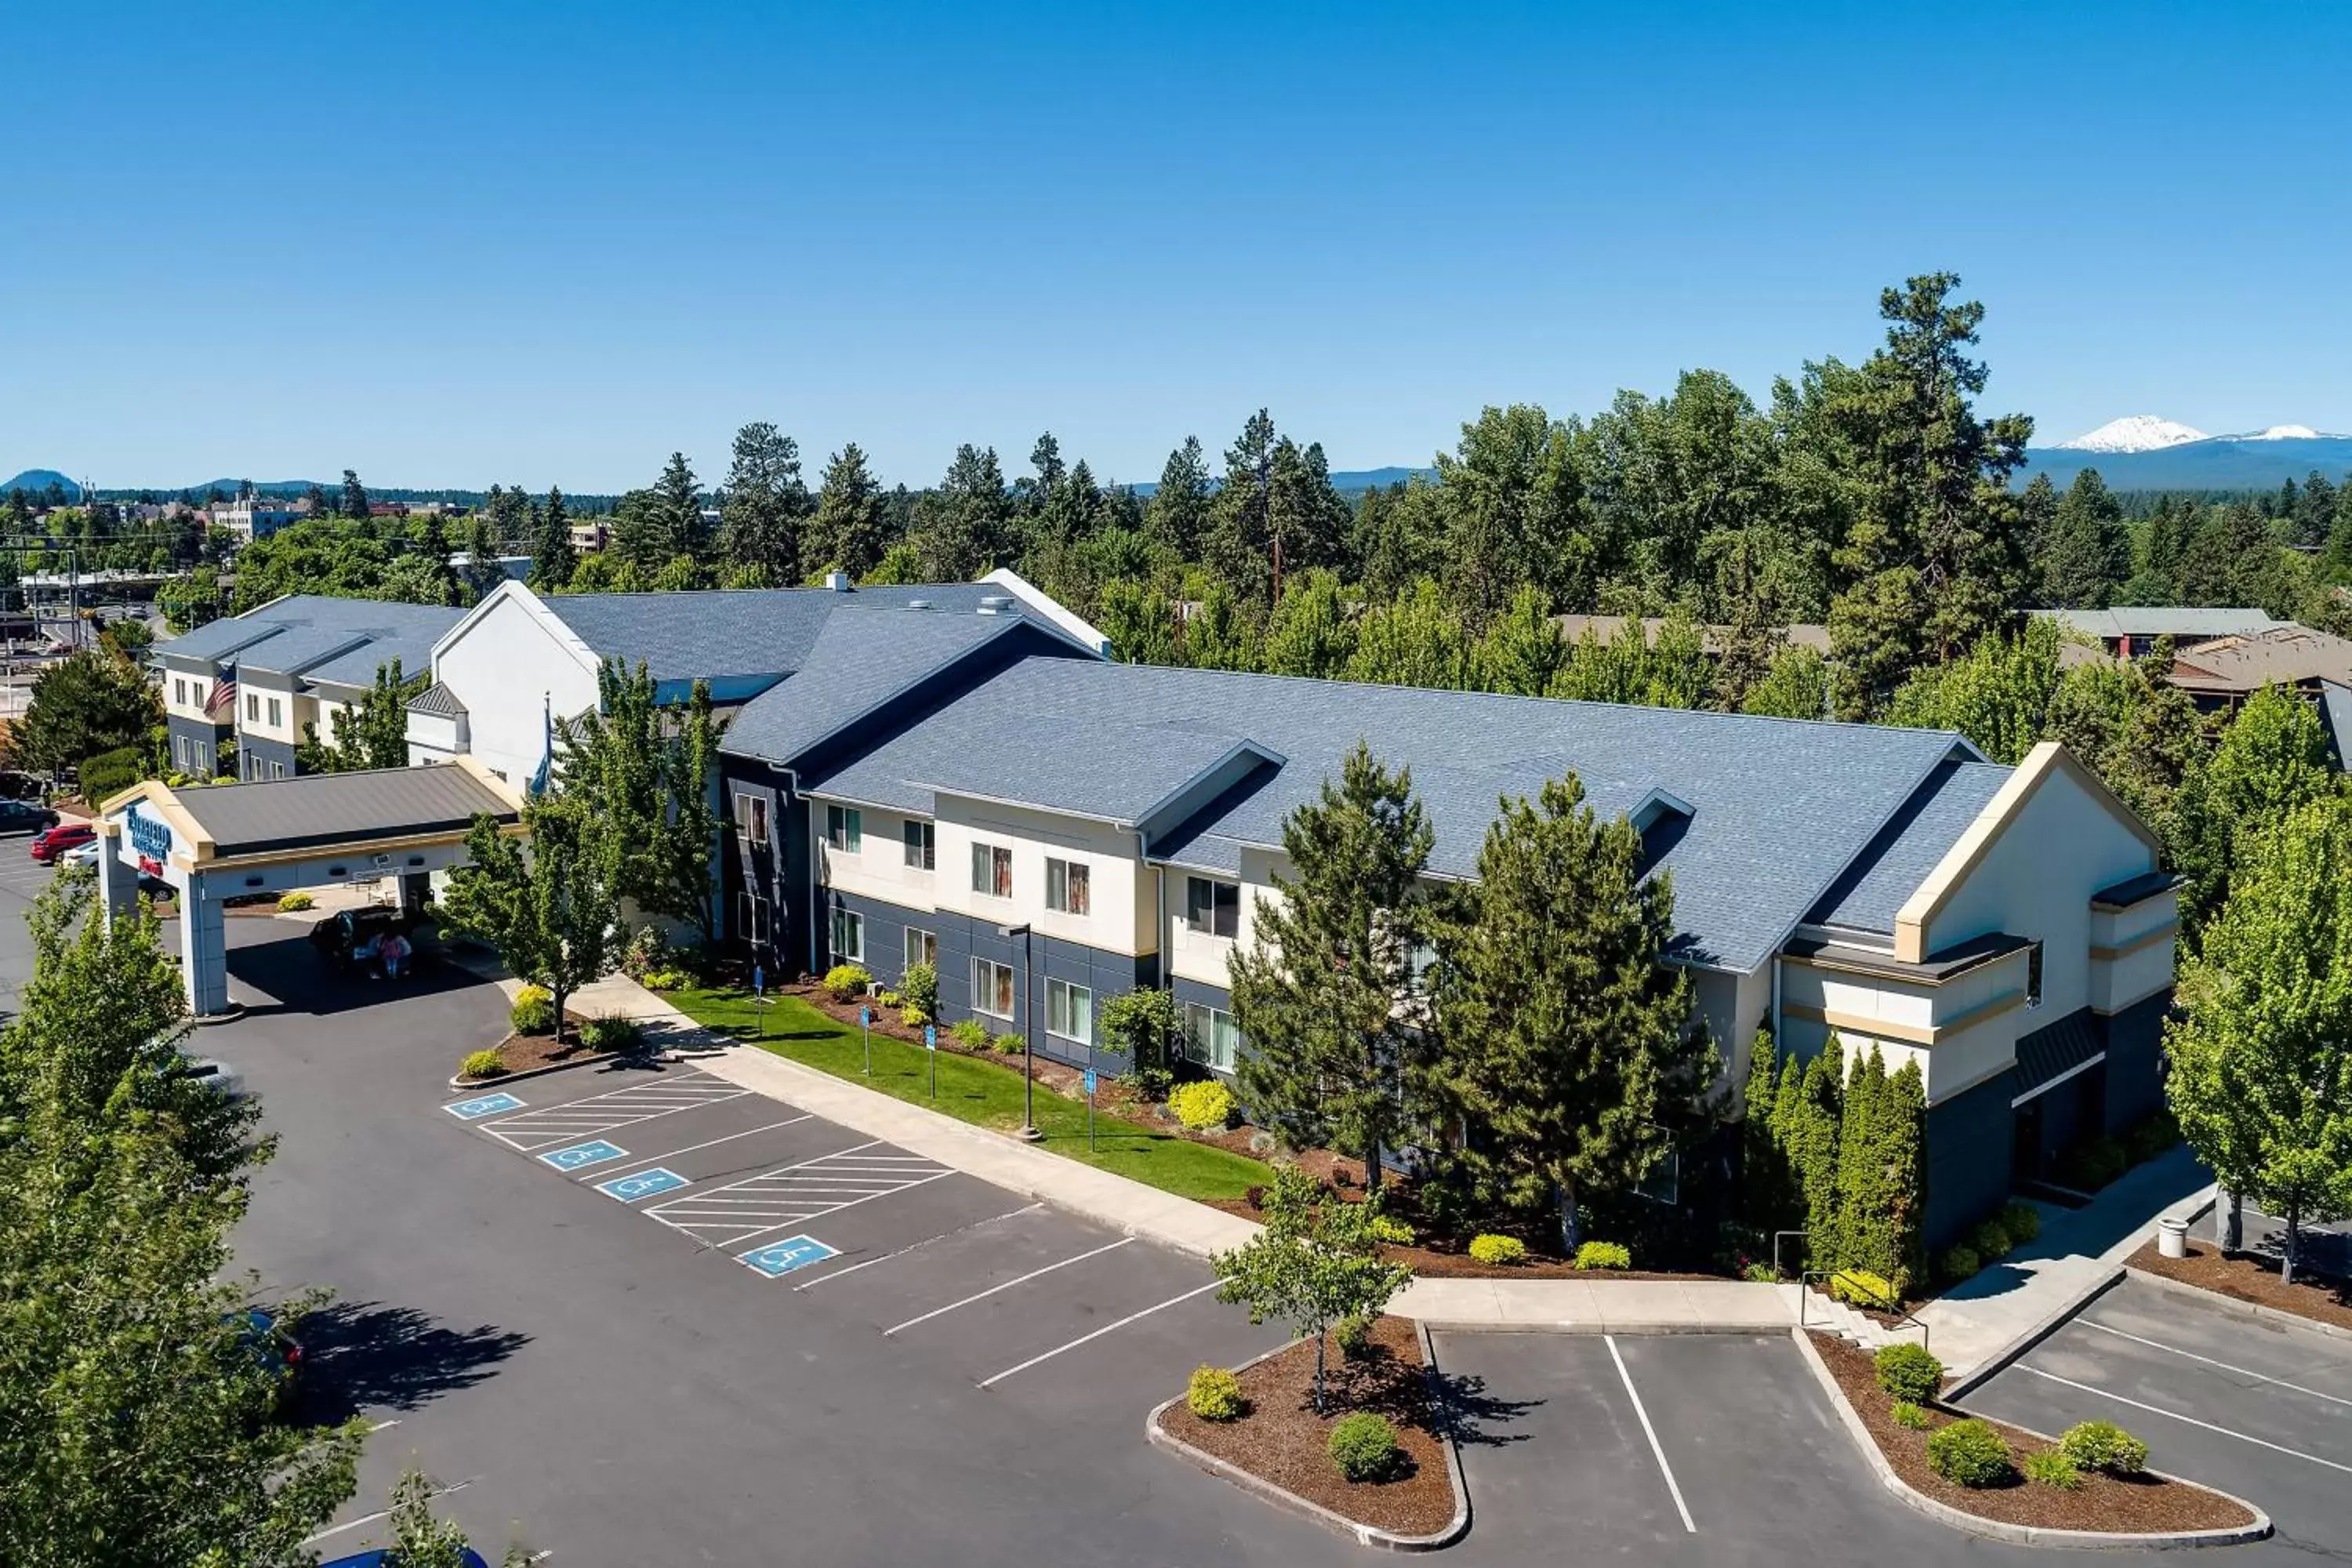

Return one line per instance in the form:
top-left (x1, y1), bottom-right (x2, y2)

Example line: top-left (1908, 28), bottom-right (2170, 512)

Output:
top-left (30, 822), bottom-right (95, 862)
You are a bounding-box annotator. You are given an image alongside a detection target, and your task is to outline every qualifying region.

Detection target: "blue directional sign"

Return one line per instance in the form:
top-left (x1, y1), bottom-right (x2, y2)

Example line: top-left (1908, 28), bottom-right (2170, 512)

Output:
top-left (539, 1139), bottom-right (627, 1172)
top-left (860, 1005), bottom-right (872, 1026)
top-left (595, 1167), bottom-right (689, 1202)
top-left (443, 1091), bottom-right (524, 1120)
top-left (924, 1025), bottom-right (937, 1051)
top-left (739, 1235), bottom-right (840, 1278)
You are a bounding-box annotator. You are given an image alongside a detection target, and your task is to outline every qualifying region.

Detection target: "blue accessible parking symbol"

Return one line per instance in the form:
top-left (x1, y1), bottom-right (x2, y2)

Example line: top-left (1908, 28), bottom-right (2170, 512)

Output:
top-left (444, 1091), bottom-right (524, 1120)
top-left (595, 1167), bottom-right (689, 1202)
top-left (738, 1235), bottom-right (839, 1278)
top-left (539, 1139), bottom-right (627, 1172)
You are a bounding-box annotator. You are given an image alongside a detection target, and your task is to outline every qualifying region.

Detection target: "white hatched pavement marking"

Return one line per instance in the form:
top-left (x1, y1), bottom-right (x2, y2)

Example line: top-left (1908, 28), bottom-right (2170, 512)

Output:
top-left (478, 1073), bottom-right (750, 1152)
top-left (642, 1140), bottom-right (958, 1248)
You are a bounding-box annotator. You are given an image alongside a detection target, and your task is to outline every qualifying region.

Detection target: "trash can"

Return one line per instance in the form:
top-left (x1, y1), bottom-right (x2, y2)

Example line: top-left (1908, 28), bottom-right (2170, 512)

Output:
top-left (2158, 1216), bottom-right (2189, 1259)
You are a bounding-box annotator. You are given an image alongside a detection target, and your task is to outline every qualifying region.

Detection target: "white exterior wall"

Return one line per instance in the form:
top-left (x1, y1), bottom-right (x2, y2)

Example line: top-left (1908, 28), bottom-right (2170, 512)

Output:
top-left (238, 684), bottom-right (299, 745)
top-left (2089, 887), bottom-right (2180, 1015)
top-left (930, 795), bottom-right (1153, 958)
top-left (812, 803), bottom-right (939, 916)
top-left (163, 670), bottom-right (218, 724)
top-left (1923, 767), bottom-right (2156, 1021)
top-left (429, 590), bottom-right (601, 785)
top-left (1777, 946), bottom-right (2032, 1105)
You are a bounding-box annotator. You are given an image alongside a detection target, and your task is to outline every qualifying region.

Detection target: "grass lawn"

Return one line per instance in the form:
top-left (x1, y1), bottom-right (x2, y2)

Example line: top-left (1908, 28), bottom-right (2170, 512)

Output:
top-left (666, 985), bottom-right (1271, 1203)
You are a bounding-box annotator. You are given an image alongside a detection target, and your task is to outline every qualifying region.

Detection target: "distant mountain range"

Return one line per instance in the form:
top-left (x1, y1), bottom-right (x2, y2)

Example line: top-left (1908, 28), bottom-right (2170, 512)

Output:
top-left (2021, 418), bottom-right (2352, 490)
top-left (2, 469), bottom-right (81, 499)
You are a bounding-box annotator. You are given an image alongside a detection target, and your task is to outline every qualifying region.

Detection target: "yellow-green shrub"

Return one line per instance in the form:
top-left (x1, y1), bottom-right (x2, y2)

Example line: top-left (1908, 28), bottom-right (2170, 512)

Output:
top-left (1573, 1241), bottom-right (1632, 1271)
top-left (821, 964), bottom-right (872, 1001)
top-left (1185, 1364), bottom-right (1246, 1421)
top-left (510, 986), bottom-right (555, 1035)
top-left (460, 1047), bottom-right (507, 1080)
top-left (1168, 1080), bottom-right (1237, 1131)
top-left (276, 891), bottom-right (314, 913)
top-left (1468, 1234), bottom-right (1526, 1266)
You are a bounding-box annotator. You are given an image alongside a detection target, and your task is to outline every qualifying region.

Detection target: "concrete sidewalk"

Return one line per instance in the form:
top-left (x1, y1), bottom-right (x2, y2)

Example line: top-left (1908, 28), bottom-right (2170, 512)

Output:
top-left (1916, 1144), bottom-right (2212, 1379)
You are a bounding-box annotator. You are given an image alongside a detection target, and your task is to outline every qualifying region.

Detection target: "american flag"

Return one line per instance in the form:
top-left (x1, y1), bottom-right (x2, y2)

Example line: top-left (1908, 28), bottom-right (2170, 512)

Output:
top-left (205, 672), bottom-right (237, 719)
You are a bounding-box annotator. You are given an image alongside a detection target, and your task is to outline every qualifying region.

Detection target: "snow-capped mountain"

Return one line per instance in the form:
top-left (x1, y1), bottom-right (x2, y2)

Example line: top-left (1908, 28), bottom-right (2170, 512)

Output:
top-left (2237, 424), bottom-right (2332, 441)
top-left (2053, 416), bottom-right (2209, 453)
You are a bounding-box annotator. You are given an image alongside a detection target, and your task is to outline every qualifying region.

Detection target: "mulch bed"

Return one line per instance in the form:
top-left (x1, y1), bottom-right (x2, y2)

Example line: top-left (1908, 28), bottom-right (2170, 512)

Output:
top-left (1809, 1331), bottom-right (2253, 1534)
top-left (1156, 1315), bottom-right (1454, 1537)
top-left (456, 1017), bottom-right (625, 1082)
top-left (2129, 1240), bottom-right (2352, 1333)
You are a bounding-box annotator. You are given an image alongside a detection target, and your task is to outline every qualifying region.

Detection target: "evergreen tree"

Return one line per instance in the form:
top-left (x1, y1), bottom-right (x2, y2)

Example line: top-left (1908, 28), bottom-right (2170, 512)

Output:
top-left (1437, 774), bottom-right (1713, 1250)
top-left (1265, 438), bottom-right (1353, 586)
top-left (2041, 469), bottom-right (2131, 608)
top-left (1143, 436), bottom-right (1211, 561)
top-left (1201, 411), bottom-right (1278, 604)
top-left (651, 452), bottom-right (706, 561)
top-left (298, 659), bottom-right (419, 773)
top-left (1882, 616), bottom-right (2063, 764)
top-left (1230, 745), bottom-right (1440, 1197)
top-left (1882, 1057), bottom-right (1928, 1287)
top-left (809, 443), bottom-right (889, 579)
top-left (530, 486), bottom-right (578, 593)
top-left (1742, 644), bottom-right (1830, 719)
top-left (1096, 578), bottom-right (1181, 665)
top-left (1261, 570), bottom-right (1356, 678)
top-left (919, 445), bottom-right (1012, 580)
top-left (1740, 1033), bottom-right (1798, 1238)
top-left (463, 513), bottom-right (504, 601)
top-left (2013, 473), bottom-right (2060, 602)
top-left (1775, 1035), bottom-right (1845, 1269)
top-left (2169, 797), bottom-right (2352, 1285)
top-left (339, 468), bottom-right (370, 519)
top-left (718, 422), bottom-right (807, 586)
top-left (9, 647), bottom-right (162, 778)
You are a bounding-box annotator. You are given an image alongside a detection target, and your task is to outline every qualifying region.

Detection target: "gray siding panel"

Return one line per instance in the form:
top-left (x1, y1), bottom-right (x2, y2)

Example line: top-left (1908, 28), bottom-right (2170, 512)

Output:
top-left (2099, 991), bottom-right (2171, 1134)
top-left (166, 715), bottom-right (229, 776)
top-left (238, 734), bottom-right (296, 781)
top-left (1925, 1068), bottom-right (2016, 1251)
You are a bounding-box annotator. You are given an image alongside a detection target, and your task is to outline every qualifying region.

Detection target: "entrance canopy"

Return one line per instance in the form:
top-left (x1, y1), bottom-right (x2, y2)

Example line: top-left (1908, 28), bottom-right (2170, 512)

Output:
top-left (96, 758), bottom-right (527, 1016)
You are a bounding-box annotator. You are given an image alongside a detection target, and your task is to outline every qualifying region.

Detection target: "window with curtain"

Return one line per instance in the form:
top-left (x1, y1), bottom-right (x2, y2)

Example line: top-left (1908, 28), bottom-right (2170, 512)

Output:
top-left (1046, 978), bottom-right (1093, 1044)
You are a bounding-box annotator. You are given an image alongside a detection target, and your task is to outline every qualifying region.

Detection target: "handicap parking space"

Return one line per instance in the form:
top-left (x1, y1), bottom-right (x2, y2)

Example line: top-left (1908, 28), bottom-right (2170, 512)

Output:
top-left (1433, 1330), bottom-right (1927, 1566)
top-left (1963, 1276), bottom-right (2352, 1555)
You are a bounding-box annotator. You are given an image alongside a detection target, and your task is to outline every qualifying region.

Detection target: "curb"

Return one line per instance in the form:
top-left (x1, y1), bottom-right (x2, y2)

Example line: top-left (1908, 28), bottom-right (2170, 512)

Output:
top-left (2122, 1264), bottom-right (2352, 1347)
top-left (1145, 1328), bottom-right (1472, 1552)
top-left (1941, 1268), bottom-right (2126, 1402)
top-left (1790, 1327), bottom-right (2271, 1550)
top-left (445, 1048), bottom-right (665, 1092)
top-left (1413, 1319), bottom-right (1788, 1337)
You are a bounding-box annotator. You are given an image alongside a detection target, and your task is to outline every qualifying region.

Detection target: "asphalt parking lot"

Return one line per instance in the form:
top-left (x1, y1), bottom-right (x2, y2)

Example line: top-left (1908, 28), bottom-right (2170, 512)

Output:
top-left (0, 828), bottom-right (68, 1014)
top-left (203, 923), bottom-right (1334, 1566)
top-left (1963, 1274), bottom-right (2352, 1559)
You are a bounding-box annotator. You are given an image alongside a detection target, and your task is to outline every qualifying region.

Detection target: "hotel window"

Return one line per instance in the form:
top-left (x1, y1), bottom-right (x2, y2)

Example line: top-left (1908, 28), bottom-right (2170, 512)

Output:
top-left (971, 841), bottom-right (1012, 898)
top-left (829, 906), bottom-right (864, 964)
top-left (245, 692), bottom-right (259, 723)
top-left (2026, 939), bottom-right (2045, 1009)
top-left (971, 956), bottom-right (1016, 1019)
top-left (267, 697), bottom-right (283, 728)
top-left (902, 818), bottom-right (935, 870)
top-left (1046, 978), bottom-right (1094, 1044)
top-left (904, 927), bottom-right (937, 971)
top-left (173, 677), bottom-right (187, 706)
top-left (735, 793), bottom-right (769, 848)
top-left (1046, 857), bottom-right (1091, 916)
top-left (826, 804), bottom-right (862, 853)
top-left (1186, 876), bottom-right (1240, 938)
top-left (738, 891), bottom-right (771, 946)
top-left (1185, 1003), bottom-right (1240, 1073)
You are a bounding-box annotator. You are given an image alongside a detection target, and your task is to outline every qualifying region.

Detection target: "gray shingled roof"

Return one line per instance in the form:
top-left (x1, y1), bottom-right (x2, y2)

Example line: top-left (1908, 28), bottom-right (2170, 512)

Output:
top-left (797, 657), bottom-right (1986, 972)
top-left (230, 626), bottom-right (372, 679)
top-left (720, 608), bottom-right (1036, 766)
top-left (2035, 606), bottom-right (2285, 643)
top-left (305, 633), bottom-right (439, 691)
top-left (154, 596), bottom-right (469, 684)
top-left (408, 681), bottom-right (468, 719)
top-left (171, 764), bottom-right (517, 858)
top-left (545, 583), bottom-right (1004, 686)
top-left (1806, 759), bottom-right (2009, 934)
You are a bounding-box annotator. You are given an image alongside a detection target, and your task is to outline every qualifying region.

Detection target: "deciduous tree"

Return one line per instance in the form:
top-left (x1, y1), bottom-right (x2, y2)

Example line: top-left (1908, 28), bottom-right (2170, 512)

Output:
top-left (1210, 1167), bottom-right (1412, 1413)
top-left (440, 794), bottom-right (621, 1043)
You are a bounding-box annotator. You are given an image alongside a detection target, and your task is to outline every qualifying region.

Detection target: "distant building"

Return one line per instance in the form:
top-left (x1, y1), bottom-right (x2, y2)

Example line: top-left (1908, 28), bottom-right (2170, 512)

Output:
top-left (2033, 607), bottom-right (2287, 660)
top-left (569, 519), bottom-right (609, 554)
top-left (206, 499), bottom-right (300, 543)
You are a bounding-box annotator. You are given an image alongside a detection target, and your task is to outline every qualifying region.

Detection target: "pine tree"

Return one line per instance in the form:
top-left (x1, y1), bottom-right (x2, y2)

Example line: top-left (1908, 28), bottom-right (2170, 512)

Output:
top-left (717, 422), bottom-right (808, 586)
top-left (1201, 411), bottom-right (1279, 604)
top-left (651, 452), bottom-right (706, 561)
top-left (1230, 745), bottom-right (1439, 1198)
top-left (809, 443), bottom-right (889, 579)
top-left (1438, 774), bottom-right (1713, 1250)
top-left (2042, 469), bottom-right (2131, 608)
top-left (531, 486), bottom-right (578, 592)
top-left (1434, 404), bottom-right (1587, 628)
top-left (919, 445), bottom-right (1012, 581)
top-left (1144, 437), bottom-right (1210, 561)
top-left (339, 468), bottom-right (370, 519)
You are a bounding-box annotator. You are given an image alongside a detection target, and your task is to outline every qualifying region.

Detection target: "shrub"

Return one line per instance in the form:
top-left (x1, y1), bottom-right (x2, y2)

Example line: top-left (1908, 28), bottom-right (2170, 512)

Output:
top-left (1334, 1314), bottom-right (1373, 1358)
top-left (460, 1047), bottom-right (507, 1080)
top-left (2058, 1137), bottom-right (2127, 1192)
top-left (2022, 1449), bottom-right (2082, 1490)
top-left (2123, 1110), bottom-right (2181, 1166)
top-left (900, 960), bottom-right (938, 1019)
top-left (1327, 1413), bottom-right (1402, 1482)
top-left (2057, 1419), bottom-right (2148, 1476)
top-left (1468, 1234), bottom-right (1526, 1267)
top-left (1969, 1218), bottom-right (2013, 1261)
top-left (1185, 1364), bottom-right (1246, 1421)
top-left (1938, 1245), bottom-right (1982, 1284)
top-left (1573, 1241), bottom-right (1632, 1271)
top-left (640, 967), bottom-right (692, 991)
top-left (1874, 1341), bottom-right (1945, 1403)
top-left (876, 989), bottom-right (901, 1008)
top-left (581, 1014), bottom-right (644, 1054)
top-left (1168, 1080), bottom-right (1238, 1132)
top-left (1889, 1400), bottom-right (1933, 1431)
top-left (949, 1018), bottom-right (989, 1051)
top-left (1369, 1215), bottom-right (1415, 1247)
top-left (1830, 1269), bottom-right (1900, 1310)
top-left (510, 987), bottom-right (555, 1036)
top-left (898, 1006), bottom-right (930, 1029)
top-left (1997, 1202), bottom-right (2042, 1246)
top-left (276, 891), bottom-right (314, 913)
top-left (621, 924), bottom-right (672, 981)
top-left (1926, 1419), bottom-right (2012, 1488)
top-left (1743, 1261), bottom-right (1780, 1283)
top-left (821, 964), bottom-right (872, 1002)
top-left (990, 1031), bottom-right (1024, 1055)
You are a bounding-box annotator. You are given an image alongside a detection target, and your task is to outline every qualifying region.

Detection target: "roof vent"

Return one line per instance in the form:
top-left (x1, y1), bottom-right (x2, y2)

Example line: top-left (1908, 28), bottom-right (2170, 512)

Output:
top-left (977, 594), bottom-right (1018, 616)
top-left (824, 570), bottom-right (851, 592)
top-left (905, 599), bottom-right (932, 611)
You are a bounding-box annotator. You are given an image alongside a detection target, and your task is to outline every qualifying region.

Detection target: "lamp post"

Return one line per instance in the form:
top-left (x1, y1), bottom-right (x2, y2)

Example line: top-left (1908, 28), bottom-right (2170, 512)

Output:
top-left (1000, 921), bottom-right (1040, 1141)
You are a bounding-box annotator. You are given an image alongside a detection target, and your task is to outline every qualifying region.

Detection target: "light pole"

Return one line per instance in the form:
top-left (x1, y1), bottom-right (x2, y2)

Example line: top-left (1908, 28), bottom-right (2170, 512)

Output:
top-left (1000, 921), bottom-right (1041, 1141)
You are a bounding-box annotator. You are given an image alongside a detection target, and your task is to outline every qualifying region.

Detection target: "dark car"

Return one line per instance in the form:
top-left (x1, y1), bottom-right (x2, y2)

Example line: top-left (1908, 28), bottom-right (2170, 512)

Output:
top-left (308, 907), bottom-right (426, 975)
top-left (0, 798), bottom-right (58, 836)
top-left (29, 821), bottom-right (94, 862)
top-left (322, 1550), bottom-right (490, 1568)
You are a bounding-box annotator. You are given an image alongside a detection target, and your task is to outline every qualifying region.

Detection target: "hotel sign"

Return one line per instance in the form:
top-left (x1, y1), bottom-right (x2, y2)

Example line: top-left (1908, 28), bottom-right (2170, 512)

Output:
top-left (125, 804), bottom-right (173, 876)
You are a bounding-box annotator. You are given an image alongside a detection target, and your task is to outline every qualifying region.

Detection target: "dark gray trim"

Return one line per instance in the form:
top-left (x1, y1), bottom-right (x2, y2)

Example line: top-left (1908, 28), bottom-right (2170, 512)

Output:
top-left (1925, 1068), bottom-right (2016, 1250)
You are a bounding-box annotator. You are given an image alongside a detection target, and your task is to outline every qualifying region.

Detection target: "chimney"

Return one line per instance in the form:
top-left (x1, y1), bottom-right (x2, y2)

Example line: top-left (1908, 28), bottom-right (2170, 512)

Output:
top-left (825, 570), bottom-right (851, 592)
top-left (905, 599), bottom-right (932, 611)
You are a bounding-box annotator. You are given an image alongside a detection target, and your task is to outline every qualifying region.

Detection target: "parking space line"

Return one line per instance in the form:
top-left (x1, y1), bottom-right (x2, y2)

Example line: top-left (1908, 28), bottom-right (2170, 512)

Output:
top-left (302, 1479), bottom-right (475, 1545)
top-left (883, 1237), bottom-right (1135, 1335)
top-left (2078, 1319), bottom-right (2352, 1409)
top-left (1606, 1335), bottom-right (1696, 1534)
top-left (978, 1279), bottom-right (1223, 1388)
top-left (2015, 1366), bottom-right (2352, 1475)
top-left (716, 1173), bottom-right (958, 1250)
top-left (575, 1116), bottom-right (815, 1181)
top-left (477, 1077), bottom-right (752, 1152)
top-left (793, 1202), bottom-right (1046, 1291)
top-left (640, 1139), bottom-right (958, 1248)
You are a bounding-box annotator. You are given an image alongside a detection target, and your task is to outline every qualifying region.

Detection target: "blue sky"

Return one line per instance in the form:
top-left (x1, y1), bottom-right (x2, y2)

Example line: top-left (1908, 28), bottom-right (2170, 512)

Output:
top-left (7, 2), bottom-right (2347, 493)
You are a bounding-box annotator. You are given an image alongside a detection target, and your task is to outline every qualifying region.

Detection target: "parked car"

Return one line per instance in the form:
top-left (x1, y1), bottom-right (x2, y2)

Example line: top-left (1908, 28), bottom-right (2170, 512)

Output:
top-left (29, 821), bottom-right (95, 862)
top-left (61, 838), bottom-right (100, 868)
top-left (308, 907), bottom-right (426, 975)
top-left (172, 1057), bottom-right (249, 1102)
top-left (321, 1550), bottom-right (490, 1568)
top-left (0, 798), bottom-right (58, 835)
